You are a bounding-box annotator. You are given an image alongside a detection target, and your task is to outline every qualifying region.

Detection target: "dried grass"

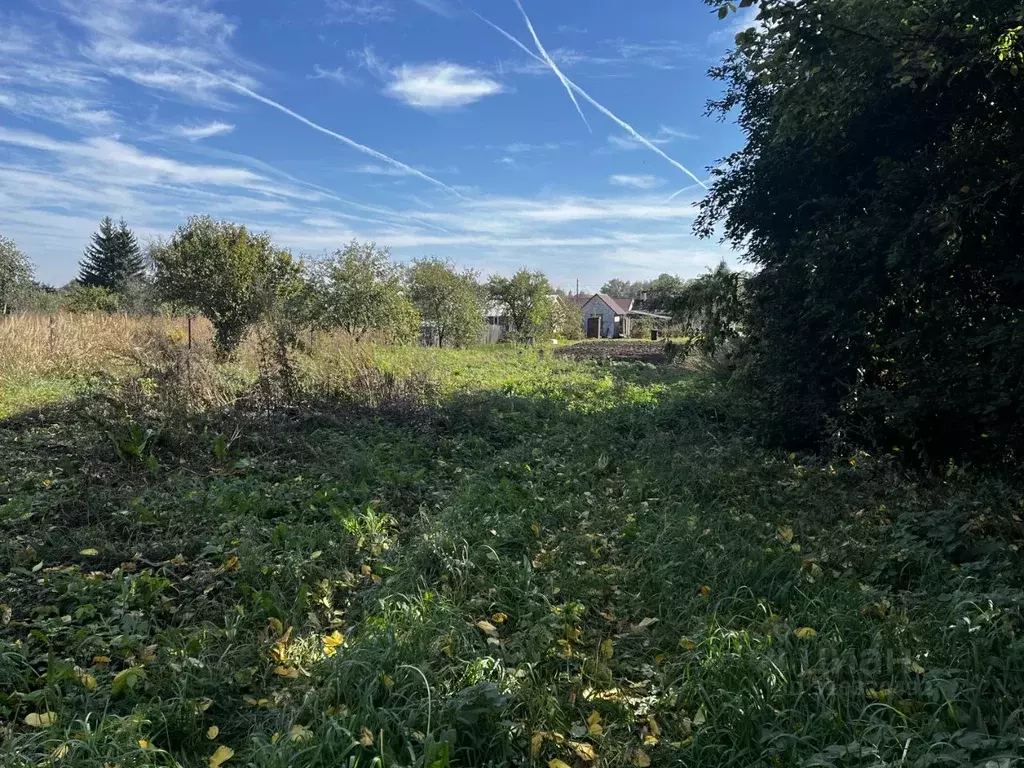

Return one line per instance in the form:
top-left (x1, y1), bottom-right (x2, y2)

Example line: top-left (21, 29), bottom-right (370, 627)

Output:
top-left (0, 312), bottom-right (214, 380)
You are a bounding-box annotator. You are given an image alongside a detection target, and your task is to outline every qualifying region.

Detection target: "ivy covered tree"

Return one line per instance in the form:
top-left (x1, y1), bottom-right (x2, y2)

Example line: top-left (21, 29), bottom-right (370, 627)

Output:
top-left (487, 269), bottom-right (552, 341)
top-left (153, 216), bottom-right (301, 355)
top-left (408, 258), bottom-right (482, 347)
top-left (0, 235), bottom-right (34, 314)
top-left (79, 217), bottom-right (145, 293)
top-left (698, 0), bottom-right (1024, 462)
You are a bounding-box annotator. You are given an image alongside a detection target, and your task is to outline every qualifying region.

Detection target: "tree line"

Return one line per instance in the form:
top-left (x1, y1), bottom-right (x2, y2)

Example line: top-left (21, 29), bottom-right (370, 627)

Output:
top-left (0, 215), bottom-right (591, 353)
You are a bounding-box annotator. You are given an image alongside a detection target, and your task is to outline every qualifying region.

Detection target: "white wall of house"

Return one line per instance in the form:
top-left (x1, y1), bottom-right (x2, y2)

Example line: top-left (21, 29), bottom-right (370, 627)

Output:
top-left (581, 296), bottom-right (620, 338)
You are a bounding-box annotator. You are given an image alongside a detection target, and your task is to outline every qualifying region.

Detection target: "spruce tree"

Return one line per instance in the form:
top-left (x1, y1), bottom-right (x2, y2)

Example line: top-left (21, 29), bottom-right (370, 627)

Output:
top-left (79, 217), bottom-right (144, 292)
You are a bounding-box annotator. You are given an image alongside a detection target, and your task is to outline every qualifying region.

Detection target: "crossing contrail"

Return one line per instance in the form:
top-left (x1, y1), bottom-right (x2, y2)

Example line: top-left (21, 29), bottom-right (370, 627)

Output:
top-left (474, 7), bottom-right (708, 190)
top-left (511, 0), bottom-right (591, 132)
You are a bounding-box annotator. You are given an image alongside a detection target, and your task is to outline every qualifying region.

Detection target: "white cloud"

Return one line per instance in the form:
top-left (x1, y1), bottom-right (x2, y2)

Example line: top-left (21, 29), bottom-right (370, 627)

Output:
top-left (609, 174), bottom-right (664, 190)
top-left (0, 127), bottom-right (264, 188)
top-left (385, 63), bottom-right (504, 109)
top-left (352, 163), bottom-right (411, 176)
top-left (502, 141), bottom-right (565, 153)
top-left (410, 0), bottom-right (455, 17)
top-left (0, 91), bottom-right (116, 129)
top-left (324, 0), bottom-right (395, 24)
top-left (607, 125), bottom-right (697, 151)
top-left (172, 121), bottom-right (235, 140)
top-left (310, 65), bottom-right (359, 87)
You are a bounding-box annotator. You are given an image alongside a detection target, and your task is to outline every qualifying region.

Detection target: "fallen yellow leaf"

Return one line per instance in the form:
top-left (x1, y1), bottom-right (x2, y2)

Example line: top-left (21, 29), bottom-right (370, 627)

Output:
top-left (475, 620), bottom-right (498, 637)
top-left (634, 748), bottom-right (652, 767)
top-left (531, 732), bottom-right (545, 758)
top-left (267, 617), bottom-right (283, 635)
top-left (492, 612), bottom-right (508, 624)
top-left (93, 655), bottom-right (111, 666)
top-left (138, 740), bottom-right (150, 749)
top-left (635, 617), bottom-right (658, 631)
top-left (697, 585), bottom-right (712, 597)
top-left (693, 705), bottom-right (707, 726)
top-left (793, 627), bottom-right (818, 640)
top-left (322, 630), bottom-right (344, 657)
top-left (206, 726), bottom-right (219, 740)
top-left (290, 724), bottom-right (313, 742)
top-left (359, 727), bottom-right (375, 747)
top-left (531, 523), bottom-right (541, 538)
top-left (587, 710), bottom-right (603, 736)
top-left (208, 745), bottom-right (234, 768)
top-left (778, 526), bottom-right (794, 544)
top-left (75, 670), bottom-right (97, 691)
top-left (80, 548), bottom-right (99, 557)
top-left (573, 741), bottom-right (597, 761)
top-left (51, 744), bottom-right (70, 761)
top-left (549, 760), bottom-right (572, 768)
top-left (273, 665), bottom-right (299, 678)
top-left (599, 638), bottom-right (613, 660)
top-left (24, 712), bottom-right (56, 728)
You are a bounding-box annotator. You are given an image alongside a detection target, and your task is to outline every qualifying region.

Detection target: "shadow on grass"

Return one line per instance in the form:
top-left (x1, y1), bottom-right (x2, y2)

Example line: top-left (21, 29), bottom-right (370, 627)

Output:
top-left (2, 362), bottom-right (1023, 767)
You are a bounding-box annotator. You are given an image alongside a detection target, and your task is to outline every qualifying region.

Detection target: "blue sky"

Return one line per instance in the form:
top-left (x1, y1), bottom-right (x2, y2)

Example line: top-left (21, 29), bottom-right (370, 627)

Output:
top-left (0, 0), bottom-right (752, 290)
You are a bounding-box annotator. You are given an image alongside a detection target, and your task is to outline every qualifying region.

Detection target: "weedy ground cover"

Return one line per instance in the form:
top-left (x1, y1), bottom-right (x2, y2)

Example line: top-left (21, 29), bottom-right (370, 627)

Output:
top-left (1, 340), bottom-right (1022, 767)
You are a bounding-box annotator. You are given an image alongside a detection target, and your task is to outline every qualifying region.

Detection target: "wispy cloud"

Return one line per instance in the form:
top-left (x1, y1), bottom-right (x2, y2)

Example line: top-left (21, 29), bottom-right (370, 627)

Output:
top-left (510, 0), bottom-right (591, 131)
top-left (172, 121), bottom-right (235, 140)
top-left (607, 125), bottom-right (696, 151)
top-left (501, 141), bottom-right (566, 153)
top-left (609, 174), bottom-right (664, 190)
top-left (0, 91), bottom-right (117, 129)
top-left (172, 59), bottom-right (462, 195)
top-left (474, 8), bottom-right (708, 189)
top-left (351, 163), bottom-right (413, 176)
top-left (310, 65), bottom-right (359, 87)
top-left (410, 0), bottom-right (455, 17)
top-left (385, 62), bottom-right (504, 109)
top-left (324, 0), bottom-right (395, 24)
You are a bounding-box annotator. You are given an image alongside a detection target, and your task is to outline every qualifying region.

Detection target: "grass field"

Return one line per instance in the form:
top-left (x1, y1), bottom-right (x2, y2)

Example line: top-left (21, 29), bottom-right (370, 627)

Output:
top-left (1, 326), bottom-right (1023, 767)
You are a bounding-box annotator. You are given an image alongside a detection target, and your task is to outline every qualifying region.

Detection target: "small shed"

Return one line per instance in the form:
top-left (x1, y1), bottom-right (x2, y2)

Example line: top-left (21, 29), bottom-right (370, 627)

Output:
top-left (579, 294), bottom-right (635, 339)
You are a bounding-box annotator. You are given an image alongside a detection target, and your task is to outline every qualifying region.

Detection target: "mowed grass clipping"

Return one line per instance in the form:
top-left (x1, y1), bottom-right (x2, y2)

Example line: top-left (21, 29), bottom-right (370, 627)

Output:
top-left (1, 345), bottom-right (1022, 767)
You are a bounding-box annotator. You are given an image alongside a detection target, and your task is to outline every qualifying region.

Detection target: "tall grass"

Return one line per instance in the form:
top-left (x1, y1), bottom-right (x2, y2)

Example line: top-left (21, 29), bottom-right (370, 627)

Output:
top-left (0, 312), bottom-right (212, 380)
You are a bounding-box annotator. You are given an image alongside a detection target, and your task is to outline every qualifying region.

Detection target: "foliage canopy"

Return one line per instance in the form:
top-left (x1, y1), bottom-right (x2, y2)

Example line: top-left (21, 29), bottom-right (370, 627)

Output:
top-left (153, 216), bottom-right (301, 354)
top-left (698, 0), bottom-right (1024, 461)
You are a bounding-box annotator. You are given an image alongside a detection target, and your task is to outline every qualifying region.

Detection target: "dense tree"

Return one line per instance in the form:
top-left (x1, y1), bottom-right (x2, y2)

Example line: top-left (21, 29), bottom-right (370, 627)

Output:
top-left (311, 241), bottom-right (419, 343)
top-left (407, 258), bottom-right (482, 347)
top-left (599, 278), bottom-right (640, 298)
top-left (669, 262), bottom-right (746, 357)
top-left (698, 0), bottom-right (1024, 462)
top-left (0, 235), bottom-right (34, 314)
top-left (153, 216), bottom-right (301, 354)
top-left (546, 295), bottom-right (584, 340)
top-left (79, 217), bottom-right (145, 292)
top-left (643, 273), bottom-right (685, 308)
top-left (600, 274), bottom-right (685, 307)
top-left (487, 269), bottom-right (552, 341)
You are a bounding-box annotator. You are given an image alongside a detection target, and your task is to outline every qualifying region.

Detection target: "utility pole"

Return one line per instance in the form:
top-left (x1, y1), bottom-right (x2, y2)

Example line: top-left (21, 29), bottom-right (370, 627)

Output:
top-left (576, 278), bottom-right (579, 298)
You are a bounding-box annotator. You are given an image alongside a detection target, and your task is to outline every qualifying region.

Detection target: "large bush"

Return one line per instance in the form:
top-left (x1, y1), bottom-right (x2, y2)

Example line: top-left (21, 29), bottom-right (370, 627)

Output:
top-left (698, 0), bottom-right (1024, 463)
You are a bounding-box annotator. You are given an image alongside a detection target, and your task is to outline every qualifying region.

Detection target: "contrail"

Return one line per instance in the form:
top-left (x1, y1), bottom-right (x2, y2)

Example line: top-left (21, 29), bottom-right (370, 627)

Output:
top-left (473, 8), bottom-right (708, 190)
top-left (665, 179), bottom-right (710, 203)
top-left (174, 60), bottom-right (463, 198)
top-left (510, 0), bottom-right (591, 132)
